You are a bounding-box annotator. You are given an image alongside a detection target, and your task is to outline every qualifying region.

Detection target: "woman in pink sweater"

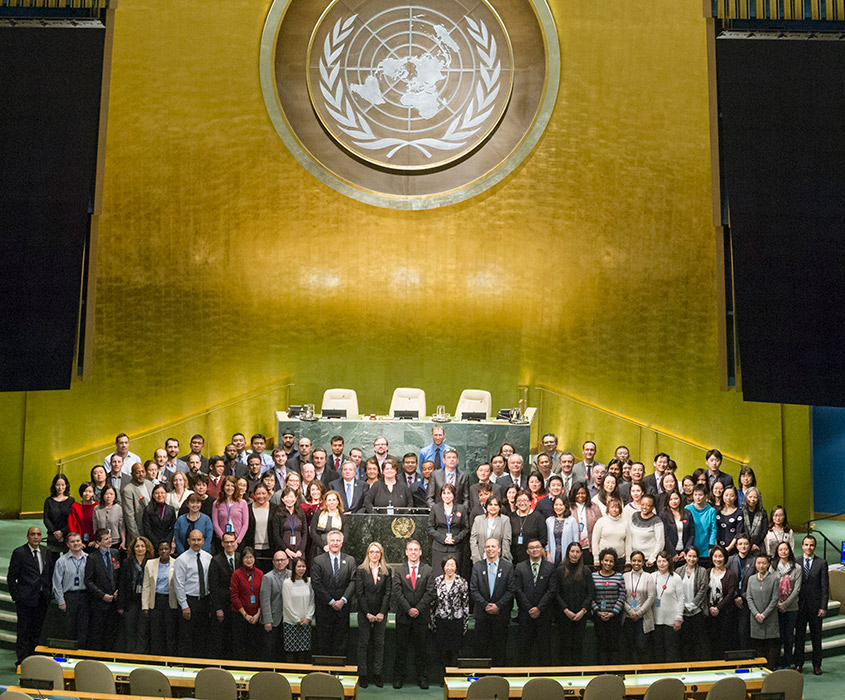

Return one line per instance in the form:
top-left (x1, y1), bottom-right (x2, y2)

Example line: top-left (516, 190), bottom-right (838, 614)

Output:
top-left (212, 475), bottom-right (249, 545)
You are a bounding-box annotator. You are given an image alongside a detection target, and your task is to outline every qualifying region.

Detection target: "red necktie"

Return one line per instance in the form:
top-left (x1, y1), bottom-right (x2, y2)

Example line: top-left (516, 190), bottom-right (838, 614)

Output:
top-left (411, 566), bottom-right (417, 589)
top-left (335, 457), bottom-right (341, 471)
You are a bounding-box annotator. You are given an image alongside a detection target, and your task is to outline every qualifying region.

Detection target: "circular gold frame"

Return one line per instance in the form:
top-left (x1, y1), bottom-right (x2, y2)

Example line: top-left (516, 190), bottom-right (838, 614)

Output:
top-left (259, 0), bottom-right (560, 210)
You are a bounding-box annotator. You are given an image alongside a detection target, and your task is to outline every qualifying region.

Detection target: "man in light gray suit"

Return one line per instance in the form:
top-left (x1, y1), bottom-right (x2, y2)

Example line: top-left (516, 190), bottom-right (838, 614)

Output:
top-left (573, 440), bottom-right (604, 483)
top-left (121, 462), bottom-right (153, 540)
top-left (261, 550), bottom-right (290, 660)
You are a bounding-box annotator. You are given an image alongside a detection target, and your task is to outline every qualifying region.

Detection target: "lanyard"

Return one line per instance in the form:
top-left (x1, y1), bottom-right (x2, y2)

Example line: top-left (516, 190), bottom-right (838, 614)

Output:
top-left (287, 514), bottom-right (297, 533)
top-left (656, 573), bottom-right (670, 600)
top-left (445, 510), bottom-right (453, 533)
top-left (630, 571), bottom-right (643, 599)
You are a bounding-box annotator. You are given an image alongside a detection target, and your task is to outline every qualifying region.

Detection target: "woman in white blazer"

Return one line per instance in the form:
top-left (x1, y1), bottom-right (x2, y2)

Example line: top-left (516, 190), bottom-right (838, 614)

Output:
top-left (545, 495), bottom-right (580, 565)
top-left (469, 497), bottom-right (512, 563)
top-left (141, 541), bottom-right (179, 656)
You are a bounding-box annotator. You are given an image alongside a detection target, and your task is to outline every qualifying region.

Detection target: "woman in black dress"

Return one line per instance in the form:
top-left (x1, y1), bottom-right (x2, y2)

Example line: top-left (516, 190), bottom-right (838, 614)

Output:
top-left (44, 473), bottom-right (74, 561)
top-left (363, 460), bottom-right (412, 512)
top-left (555, 542), bottom-right (595, 665)
top-left (428, 483), bottom-right (469, 574)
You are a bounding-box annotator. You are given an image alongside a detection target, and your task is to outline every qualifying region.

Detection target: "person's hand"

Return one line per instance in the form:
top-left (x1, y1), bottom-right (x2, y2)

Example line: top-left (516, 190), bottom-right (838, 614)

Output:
top-left (565, 609), bottom-right (576, 620)
top-left (818, 608), bottom-right (826, 618)
top-left (264, 623), bottom-right (273, 632)
top-left (735, 598), bottom-right (744, 609)
top-left (646, 560), bottom-right (655, 568)
top-left (216, 609), bottom-right (225, 622)
top-left (485, 603), bottom-right (499, 614)
top-left (445, 535), bottom-right (454, 545)
top-left (710, 606), bottom-right (719, 616)
top-left (673, 619), bottom-right (682, 631)
top-left (332, 599), bottom-right (345, 610)
top-left (755, 613), bottom-right (765, 623)
top-left (104, 593), bottom-right (114, 602)
top-left (408, 607), bottom-right (419, 618)
top-left (777, 603), bottom-right (785, 613)
top-left (54, 531), bottom-right (63, 542)
top-left (58, 603), bottom-right (67, 612)
top-left (300, 618), bottom-right (310, 625)
top-left (182, 607), bottom-right (192, 620)
top-left (367, 613), bottom-right (376, 622)
top-left (574, 609), bottom-right (586, 621)
top-left (528, 607), bottom-right (540, 619)
top-left (375, 613), bottom-right (384, 622)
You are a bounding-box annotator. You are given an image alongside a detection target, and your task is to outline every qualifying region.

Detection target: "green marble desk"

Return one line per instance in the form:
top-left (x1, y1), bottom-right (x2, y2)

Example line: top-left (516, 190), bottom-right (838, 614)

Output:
top-left (41, 656), bottom-right (359, 697)
top-left (275, 410), bottom-right (536, 472)
top-left (444, 667), bottom-right (769, 698)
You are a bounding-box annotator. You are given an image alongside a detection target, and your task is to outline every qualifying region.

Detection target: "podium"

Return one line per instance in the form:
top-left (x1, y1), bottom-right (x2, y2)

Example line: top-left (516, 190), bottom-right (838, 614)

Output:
top-left (342, 511), bottom-right (432, 564)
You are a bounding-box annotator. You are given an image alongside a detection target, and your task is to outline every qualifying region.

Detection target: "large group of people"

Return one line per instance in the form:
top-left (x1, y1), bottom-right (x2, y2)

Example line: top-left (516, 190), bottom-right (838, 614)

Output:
top-left (6, 427), bottom-right (831, 684)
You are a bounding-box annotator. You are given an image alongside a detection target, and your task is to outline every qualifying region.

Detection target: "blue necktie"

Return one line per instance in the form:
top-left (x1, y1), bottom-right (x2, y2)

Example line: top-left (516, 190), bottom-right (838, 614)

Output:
top-left (804, 557), bottom-right (812, 581)
top-left (488, 562), bottom-right (496, 597)
top-left (346, 482), bottom-right (353, 507)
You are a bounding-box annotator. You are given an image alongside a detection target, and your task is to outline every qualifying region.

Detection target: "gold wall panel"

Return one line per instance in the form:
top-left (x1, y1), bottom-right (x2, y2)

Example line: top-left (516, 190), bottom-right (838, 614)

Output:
top-left (0, 0), bottom-right (811, 520)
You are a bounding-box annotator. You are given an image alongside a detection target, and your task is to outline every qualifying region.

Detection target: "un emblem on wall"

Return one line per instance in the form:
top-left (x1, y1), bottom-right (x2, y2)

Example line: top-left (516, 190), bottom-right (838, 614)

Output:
top-left (260, 0), bottom-right (558, 209)
top-left (307, 1), bottom-right (513, 170)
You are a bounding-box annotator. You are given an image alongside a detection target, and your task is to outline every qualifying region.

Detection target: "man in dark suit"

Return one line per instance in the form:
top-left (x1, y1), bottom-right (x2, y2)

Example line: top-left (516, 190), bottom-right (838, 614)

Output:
top-left (468, 463), bottom-right (503, 512)
top-left (209, 531), bottom-right (240, 658)
top-left (470, 537), bottom-right (515, 666)
top-left (392, 540), bottom-right (435, 689)
top-left (514, 538), bottom-right (556, 665)
top-left (497, 454), bottom-right (529, 491)
top-left (329, 461), bottom-right (369, 513)
top-left (84, 528), bottom-right (121, 650)
top-left (426, 449), bottom-right (469, 508)
top-left (399, 453), bottom-right (429, 508)
top-left (311, 530), bottom-right (357, 657)
top-left (328, 435), bottom-right (348, 473)
top-left (7, 526), bottom-right (52, 666)
top-left (641, 453), bottom-right (670, 496)
top-left (794, 535), bottom-right (830, 675)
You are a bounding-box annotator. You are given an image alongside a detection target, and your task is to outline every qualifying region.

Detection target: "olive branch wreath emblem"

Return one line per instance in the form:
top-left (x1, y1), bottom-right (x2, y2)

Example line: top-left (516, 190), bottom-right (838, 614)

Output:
top-left (318, 14), bottom-right (502, 159)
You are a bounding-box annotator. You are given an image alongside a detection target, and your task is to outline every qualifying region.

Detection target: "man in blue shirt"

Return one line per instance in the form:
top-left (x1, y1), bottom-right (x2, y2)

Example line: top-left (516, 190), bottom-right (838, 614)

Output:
top-left (418, 425), bottom-right (453, 471)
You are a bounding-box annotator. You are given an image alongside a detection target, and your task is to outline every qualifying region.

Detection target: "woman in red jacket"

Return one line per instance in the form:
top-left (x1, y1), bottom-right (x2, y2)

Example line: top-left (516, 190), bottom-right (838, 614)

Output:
top-left (230, 546), bottom-right (263, 660)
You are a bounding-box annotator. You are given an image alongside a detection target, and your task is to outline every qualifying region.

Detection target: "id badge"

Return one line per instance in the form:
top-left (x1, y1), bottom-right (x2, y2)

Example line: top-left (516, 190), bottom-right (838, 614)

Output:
top-left (74, 576), bottom-right (79, 587)
top-left (632, 598), bottom-right (637, 608)
top-left (601, 600), bottom-right (606, 610)
top-left (655, 599), bottom-right (661, 608)
top-left (517, 535), bottom-right (524, 545)
top-left (250, 595), bottom-right (256, 604)
top-left (136, 584), bottom-right (142, 594)
top-left (290, 536), bottom-right (296, 546)
top-left (387, 506), bottom-right (394, 515)
top-left (226, 522), bottom-right (234, 533)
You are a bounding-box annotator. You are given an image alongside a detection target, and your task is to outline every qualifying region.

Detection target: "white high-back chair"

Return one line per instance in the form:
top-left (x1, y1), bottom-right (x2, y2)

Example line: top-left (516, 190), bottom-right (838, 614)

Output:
top-left (455, 389), bottom-right (492, 419)
top-left (321, 388), bottom-right (359, 416)
top-left (389, 387), bottom-right (426, 417)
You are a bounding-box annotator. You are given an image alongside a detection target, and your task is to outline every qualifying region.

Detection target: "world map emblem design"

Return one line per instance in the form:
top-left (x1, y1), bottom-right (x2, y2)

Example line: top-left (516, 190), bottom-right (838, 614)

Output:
top-left (306, 0), bottom-right (514, 170)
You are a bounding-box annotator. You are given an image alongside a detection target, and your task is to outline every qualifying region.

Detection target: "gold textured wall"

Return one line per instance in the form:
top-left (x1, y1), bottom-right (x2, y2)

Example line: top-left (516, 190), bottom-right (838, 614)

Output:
top-left (0, 0), bottom-right (811, 519)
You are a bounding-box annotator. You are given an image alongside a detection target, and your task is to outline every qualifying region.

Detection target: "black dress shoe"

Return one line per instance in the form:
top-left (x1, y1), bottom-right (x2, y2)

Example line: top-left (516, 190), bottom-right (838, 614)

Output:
top-left (359, 677), bottom-right (368, 688)
top-left (393, 679), bottom-right (404, 689)
top-left (813, 666), bottom-right (823, 675)
top-left (374, 675), bottom-right (383, 687)
top-left (419, 679), bottom-right (429, 690)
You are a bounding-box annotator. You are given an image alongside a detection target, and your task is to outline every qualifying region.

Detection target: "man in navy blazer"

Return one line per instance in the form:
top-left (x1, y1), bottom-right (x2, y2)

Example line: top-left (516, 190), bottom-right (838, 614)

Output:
top-left (311, 530), bottom-right (357, 657)
top-left (329, 461), bottom-right (369, 513)
top-left (514, 538), bottom-right (557, 665)
top-left (497, 454), bottom-right (529, 491)
top-left (470, 537), bottom-right (515, 666)
top-left (7, 526), bottom-right (53, 666)
top-left (84, 528), bottom-right (121, 650)
top-left (794, 535), bottom-right (830, 675)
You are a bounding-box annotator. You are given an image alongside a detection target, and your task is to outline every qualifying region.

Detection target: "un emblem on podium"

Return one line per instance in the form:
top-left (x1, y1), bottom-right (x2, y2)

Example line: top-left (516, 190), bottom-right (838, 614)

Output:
top-left (261, 0), bottom-right (559, 208)
top-left (390, 516), bottom-right (416, 539)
